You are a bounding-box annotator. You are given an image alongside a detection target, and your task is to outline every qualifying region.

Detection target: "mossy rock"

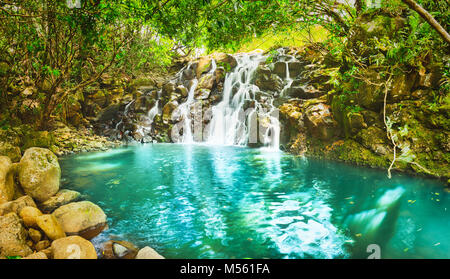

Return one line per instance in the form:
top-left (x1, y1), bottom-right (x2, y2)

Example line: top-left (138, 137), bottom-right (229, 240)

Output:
top-left (0, 142), bottom-right (22, 162)
top-left (22, 131), bottom-right (55, 150)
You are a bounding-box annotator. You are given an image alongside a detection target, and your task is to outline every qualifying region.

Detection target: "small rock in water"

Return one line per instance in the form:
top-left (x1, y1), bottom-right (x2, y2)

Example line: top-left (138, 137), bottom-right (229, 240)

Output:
top-left (101, 240), bottom-right (138, 259)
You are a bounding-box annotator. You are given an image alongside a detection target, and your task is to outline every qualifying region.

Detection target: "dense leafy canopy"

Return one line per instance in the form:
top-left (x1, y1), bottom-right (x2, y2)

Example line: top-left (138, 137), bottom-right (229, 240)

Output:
top-left (0, 0), bottom-right (448, 128)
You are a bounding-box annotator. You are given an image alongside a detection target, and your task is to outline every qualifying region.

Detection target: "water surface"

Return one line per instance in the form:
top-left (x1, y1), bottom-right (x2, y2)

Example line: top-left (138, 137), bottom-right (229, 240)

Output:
top-left (59, 144), bottom-right (450, 259)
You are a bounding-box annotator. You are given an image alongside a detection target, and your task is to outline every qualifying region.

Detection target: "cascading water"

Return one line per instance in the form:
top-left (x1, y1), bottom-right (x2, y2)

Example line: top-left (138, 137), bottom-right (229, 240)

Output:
top-left (207, 54), bottom-right (264, 146)
top-left (124, 49), bottom-right (301, 149)
top-left (200, 52), bottom-right (280, 150)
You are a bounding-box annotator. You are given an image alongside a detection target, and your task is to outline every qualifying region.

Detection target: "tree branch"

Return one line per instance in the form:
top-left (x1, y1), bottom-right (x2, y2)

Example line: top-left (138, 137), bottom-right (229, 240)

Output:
top-left (401, 0), bottom-right (450, 45)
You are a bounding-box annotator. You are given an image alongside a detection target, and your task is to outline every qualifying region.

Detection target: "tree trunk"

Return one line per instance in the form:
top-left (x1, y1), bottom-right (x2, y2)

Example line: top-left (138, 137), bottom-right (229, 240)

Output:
top-left (401, 0), bottom-right (450, 45)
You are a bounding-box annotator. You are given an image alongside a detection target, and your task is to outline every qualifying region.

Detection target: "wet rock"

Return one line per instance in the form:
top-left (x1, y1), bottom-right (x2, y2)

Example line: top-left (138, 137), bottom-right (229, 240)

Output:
top-left (18, 148), bottom-right (61, 202)
top-left (255, 66), bottom-right (283, 92)
top-left (0, 195), bottom-right (37, 216)
top-left (101, 240), bottom-right (138, 259)
top-left (198, 73), bottom-right (215, 90)
top-left (135, 246), bottom-right (165, 259)
top-left (36, 214), bottom-right (66, 240)
top-left (195, 57), bottom-right (212, 77)
top-left (195, 89), bottom-right (211, 100)
top-left (38, 189), bottom-right (81, 213)
top-left (182, 67), bottom-right (195, 80)
top-left (52, 201), bottom-right (107, 240)
top-left (288, 62), bottom-right (304, 77)
top-left (175, 85), bottom-right (188, 98)
top-left (162, 82), bottom-right (176, 97)
top-left (358, 127), bottom-right (390, 156)
top-left (19, 206), bottom-right (43, 228)
top-left (305, 103), bottom-right (338, 141)
top-left (0, 143), bottom-right (21, 162)
top-left (273, 62), bottom-right (287, 78)
top-left (213, 53), bottom-right (237, 70)
top-left (96, 104), bottom-right (121, 123)
top-left (285, 86), bottom-right (322, 99)
top-left (51, 236), bottom-right (97, 259)
top-left (162, 101), bottom-right (179, 124)
top-left (0, 156), bottom-right (16, 203)
top-left (0, 212), bottom-right (33, 257)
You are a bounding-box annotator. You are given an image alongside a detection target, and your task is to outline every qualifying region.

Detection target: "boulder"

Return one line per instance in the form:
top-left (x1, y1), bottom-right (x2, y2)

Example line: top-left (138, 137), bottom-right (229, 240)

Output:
top-left (35, 240), bottom-right (51, 252)
top-left (135, 246), bottom-right (165, 259)
top-left (358, 127), bottom-right (390, 156)
top-left (0, 195), bottom-right (37, 216)
top-left (195, 89), bottom-right (211, 100)
top-left (162, 101), bottom-right (179, 124)
top-left (198, 73), bottom-right (215, 90)
top-left (305, 103), bottom-right (338, 141)
top-left (288, 62), bottom-right (304, 77)
top-left (273, 62), bottom-right (288, 78)
top-left (51, 236), bottom-right (97, 259)
top-left (212, 53), bottom-right (237, 70)
top-left (28, 228), bottom-right (42, 243)
top-left (255, 67), bottom-right (283, 92)
top-left (19, 206), bottom-right (43, 228)
top-left (175, 85), bottom-right (188, 98)
top-left (0, 143), bottom-right (21, 162)
top-left (36, 214), bottom-right (66, 240)
top-left (343, 111), bottom-right (367, 136)
top-left (355, 67), bottom-right (385, 111)
top-left (38, 189), bottom-right (81, 213)
top-left (0, 156), bottom-right (16, 204)
top-left (390, 72), bottom-right (417, 102)
top-left (52, 201), bottom-right (107, 240)
top-left (195, 57), bottom-right (212, 77)
top-left (0, 212), bottom-right (33, 257)
top-left (22, 251), bottom-right (47, 259)
top-left (18, 148), bottom-right (61, 202)
top-left (101, 240), bottom-right (138, 259)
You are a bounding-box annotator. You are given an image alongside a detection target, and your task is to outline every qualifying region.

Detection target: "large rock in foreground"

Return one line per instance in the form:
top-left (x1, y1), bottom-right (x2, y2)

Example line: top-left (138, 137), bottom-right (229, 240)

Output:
top-left (38, 189), bottom-right (81, 213)
top-left (135, 246), bottom-right (165, 259)
top-left (18, 148), bottom-right (61, 202)
top-left (0, 156), bottom-right (16, 203)
top-left (0, 195), bottom-right (37, 216)
top-left (51, 236), bottom-right (97, 259)
top-left (0, 212), bottom-right (33, 257)
top-left (52, 201), bottom-right (107, 239)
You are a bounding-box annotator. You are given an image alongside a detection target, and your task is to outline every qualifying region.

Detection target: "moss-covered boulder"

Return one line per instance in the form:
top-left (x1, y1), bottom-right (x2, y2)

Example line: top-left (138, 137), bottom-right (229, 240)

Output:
top-left (304, 103), bottom-right (339, 141)
top-left (0, 143), bottom-right (21, 163)
top-left (0, 212), bottom-right (33, 257)
top-left (52, 201), bottom-right (107, 240)
top-left (0, 156), bottom-right (16, 204)
top-left (18, 148), bottom-right (61, 202)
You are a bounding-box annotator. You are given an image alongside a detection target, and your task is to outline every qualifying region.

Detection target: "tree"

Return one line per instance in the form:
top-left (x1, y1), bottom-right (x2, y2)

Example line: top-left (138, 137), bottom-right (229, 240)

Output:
top-left (401, 0), bottom-right (450, 45)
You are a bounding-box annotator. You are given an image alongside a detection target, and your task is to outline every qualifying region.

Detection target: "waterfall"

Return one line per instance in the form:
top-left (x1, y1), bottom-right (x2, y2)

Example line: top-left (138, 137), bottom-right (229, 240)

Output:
top-left (205, 53), bottom-right (280, 150)
top-left (126, 50), bottom-right (300, 150)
